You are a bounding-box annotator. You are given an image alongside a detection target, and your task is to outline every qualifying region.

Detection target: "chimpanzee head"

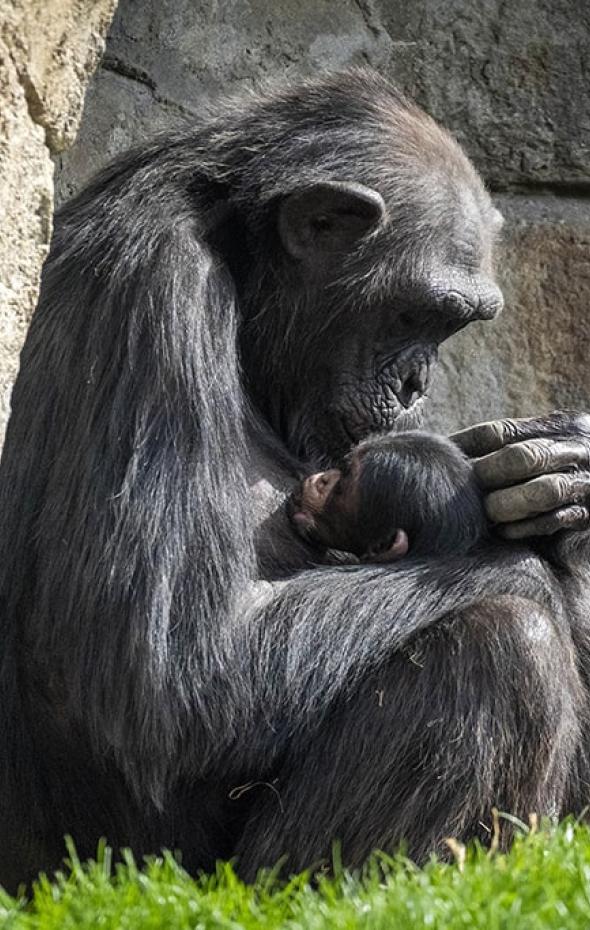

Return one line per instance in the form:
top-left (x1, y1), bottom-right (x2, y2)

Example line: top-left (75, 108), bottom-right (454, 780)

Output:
top-left (218, 70), bottom-right (503, 466)
top-left (288, 430), bottom-right (487, 560)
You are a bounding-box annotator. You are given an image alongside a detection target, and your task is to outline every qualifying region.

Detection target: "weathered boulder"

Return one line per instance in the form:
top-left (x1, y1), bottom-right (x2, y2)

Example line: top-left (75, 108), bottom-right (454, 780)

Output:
top-left (0, 0), bottom-right (117, 441)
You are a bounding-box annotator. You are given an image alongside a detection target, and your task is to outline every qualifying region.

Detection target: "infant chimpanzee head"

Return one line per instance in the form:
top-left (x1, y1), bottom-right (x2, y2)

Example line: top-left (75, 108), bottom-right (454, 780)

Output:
top-left (288, 430), bottom-right (487, 561)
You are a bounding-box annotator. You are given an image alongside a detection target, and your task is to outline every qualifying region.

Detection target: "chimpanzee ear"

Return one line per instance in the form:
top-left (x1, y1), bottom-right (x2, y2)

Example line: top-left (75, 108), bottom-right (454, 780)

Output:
top-left (362, 529), bottom-right (409, 564)
top-left (278, 181), bottom-right (387, 260)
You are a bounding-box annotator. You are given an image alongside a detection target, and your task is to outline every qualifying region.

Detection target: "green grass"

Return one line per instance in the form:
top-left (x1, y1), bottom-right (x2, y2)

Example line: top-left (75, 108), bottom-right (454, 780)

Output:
top-left (2, 821), bottom-right (590, 929)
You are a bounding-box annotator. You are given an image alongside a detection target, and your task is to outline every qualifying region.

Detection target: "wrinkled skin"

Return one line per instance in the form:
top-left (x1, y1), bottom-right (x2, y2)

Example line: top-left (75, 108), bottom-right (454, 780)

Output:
top-left (240, 166), bottom-right (590, 541)
top-left (241, 164), bottom-right (590, 541)
top-left (453, 412), bottom-right (590, 539)
top-left (240, 150), bottom-right (505, 467)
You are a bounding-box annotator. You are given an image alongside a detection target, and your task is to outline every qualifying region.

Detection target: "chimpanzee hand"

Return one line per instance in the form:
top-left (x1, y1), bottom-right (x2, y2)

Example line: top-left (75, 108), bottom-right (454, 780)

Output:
top-left (451, 412), bottom-right (590, 539)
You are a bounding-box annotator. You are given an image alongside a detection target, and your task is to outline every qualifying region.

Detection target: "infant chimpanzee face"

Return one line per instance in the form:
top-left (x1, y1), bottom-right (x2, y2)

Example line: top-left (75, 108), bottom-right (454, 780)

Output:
top-left (287, 451), bottom-right (409, 562)
top-left (287, 430), bottom-right (487, 562)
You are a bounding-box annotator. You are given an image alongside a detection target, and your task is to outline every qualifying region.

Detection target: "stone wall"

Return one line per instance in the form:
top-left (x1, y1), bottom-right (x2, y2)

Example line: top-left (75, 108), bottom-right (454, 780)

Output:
top-left (48, 1), bottom-right (590, 431)
top-left (0, 0), bottom-right (118, 441)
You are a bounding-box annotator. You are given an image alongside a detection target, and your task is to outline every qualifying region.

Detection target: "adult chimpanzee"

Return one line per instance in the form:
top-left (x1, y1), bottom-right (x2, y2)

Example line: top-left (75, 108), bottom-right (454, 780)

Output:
top-left (288, 430), bottom-right (487, 561)
top-left (1, 70), bottom-right (590, 891)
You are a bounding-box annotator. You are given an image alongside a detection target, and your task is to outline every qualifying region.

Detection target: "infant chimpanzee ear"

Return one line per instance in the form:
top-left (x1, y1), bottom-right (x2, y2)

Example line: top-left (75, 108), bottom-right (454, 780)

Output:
top-left (361, 529), bottom-right (409, 563)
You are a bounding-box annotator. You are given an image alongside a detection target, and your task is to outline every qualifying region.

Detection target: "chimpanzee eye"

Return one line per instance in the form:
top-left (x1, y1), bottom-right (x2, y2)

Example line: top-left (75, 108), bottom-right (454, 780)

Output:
top-left (332, 476), bottom-right (344, 497)
top-left (312, 215), bottom-right (332, 232)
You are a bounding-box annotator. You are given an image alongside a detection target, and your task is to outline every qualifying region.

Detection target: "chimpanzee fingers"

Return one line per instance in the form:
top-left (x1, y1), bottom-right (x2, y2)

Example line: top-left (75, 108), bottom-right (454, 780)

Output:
top-left (451, 416), bottom-right (538, 457)
top-left (495, 505), bottom-right (590, 540)
top-left (485, 472), bottom-right (590, 525)
top-left (473, 438), bottom-right (590, 490)
top-left (451, 411), bottom-right (590, 458)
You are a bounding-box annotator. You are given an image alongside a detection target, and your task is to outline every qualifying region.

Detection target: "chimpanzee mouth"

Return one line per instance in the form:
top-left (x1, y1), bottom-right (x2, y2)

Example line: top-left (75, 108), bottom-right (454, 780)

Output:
top-left (336, 344), bottom-right (438, 445)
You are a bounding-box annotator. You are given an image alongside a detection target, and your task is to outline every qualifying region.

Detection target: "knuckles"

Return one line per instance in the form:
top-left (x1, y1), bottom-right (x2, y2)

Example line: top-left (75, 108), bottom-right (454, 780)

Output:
top-left (501, 504), bottom-right (590, 540)
top-left (474, 440), bottom-right (554, 490)
top-left (485, 472), bottom-right (590, 525)
top-left (475, 438), bottom-right (590, 491)
top-left (453, 410), bottom-right (590, 460)
top-left (456, 412), bottom-right (590, 537)
top-left (528, 473), bottom-right (568, 509)
top-left (555, 505), bottom-right (590, 528)
top-left (498, 417), bottom-right (521, 445)
top-left (556, 411), bottom-right (590, 438)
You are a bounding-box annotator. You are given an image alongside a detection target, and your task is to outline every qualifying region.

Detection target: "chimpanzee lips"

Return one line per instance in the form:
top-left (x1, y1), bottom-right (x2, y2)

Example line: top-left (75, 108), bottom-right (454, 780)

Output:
top-left (294, 344), bottom-right (439, 465)
top-left (337, 344), bottom-right (438, 444)
top-left (380, 346), bottom-right (436, 410)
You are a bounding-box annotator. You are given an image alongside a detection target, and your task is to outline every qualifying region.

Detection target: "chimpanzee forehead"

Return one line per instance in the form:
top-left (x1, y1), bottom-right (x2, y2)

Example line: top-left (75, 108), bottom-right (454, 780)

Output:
top-left (328, 454), bottom-right (362, 512)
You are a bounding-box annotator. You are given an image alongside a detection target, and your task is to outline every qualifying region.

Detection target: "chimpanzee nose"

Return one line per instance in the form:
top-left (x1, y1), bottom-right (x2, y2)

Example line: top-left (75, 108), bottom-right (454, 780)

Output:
top-left (442, 283), bottom-right (504, 325)
top-left (432, 281), bottom-right (503, 343)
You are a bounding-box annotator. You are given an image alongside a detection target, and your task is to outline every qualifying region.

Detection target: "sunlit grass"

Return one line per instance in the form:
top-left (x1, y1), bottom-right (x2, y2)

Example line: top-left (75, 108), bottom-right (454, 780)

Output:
top-left (2, 820), bottom-right (590, 928)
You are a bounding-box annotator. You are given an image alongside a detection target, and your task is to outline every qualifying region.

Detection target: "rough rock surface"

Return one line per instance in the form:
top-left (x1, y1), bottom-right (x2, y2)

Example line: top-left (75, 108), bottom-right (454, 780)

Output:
top-left (426, 196), bottom-right (590, 432)
top-left (0, 0), bottom-right (117, 441)
top-left (35, 0), bottom-right (590, 432)
top-left (379, 0), bottom-right (590, 189)
top-left (56, 0), bottom-right (590, 196)
top-left (55, 0), bottom-right (394, 200)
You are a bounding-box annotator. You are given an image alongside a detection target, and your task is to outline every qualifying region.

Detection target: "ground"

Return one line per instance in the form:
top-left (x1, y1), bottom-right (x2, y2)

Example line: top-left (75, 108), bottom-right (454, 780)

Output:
top-left (2, 820), bottom-right (590, 928)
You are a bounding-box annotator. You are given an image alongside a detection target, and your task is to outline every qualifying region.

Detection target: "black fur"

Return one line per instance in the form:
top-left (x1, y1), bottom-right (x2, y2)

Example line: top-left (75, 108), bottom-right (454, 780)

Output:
top-left (0, 70), bottom-right (589, 891)
top-left (353, 430), bottom-right (488, 557)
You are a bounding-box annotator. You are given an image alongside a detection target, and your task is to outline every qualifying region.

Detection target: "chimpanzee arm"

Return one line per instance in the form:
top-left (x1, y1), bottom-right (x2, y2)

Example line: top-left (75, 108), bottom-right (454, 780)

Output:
top-left (451, 412), bottom-right (590, 569)
top-left (232, 545), bottom-right (566, 764)
top-left (0, 160), bottom-right (256, 808)
top-left (228, 550), bottom-right (582, 878)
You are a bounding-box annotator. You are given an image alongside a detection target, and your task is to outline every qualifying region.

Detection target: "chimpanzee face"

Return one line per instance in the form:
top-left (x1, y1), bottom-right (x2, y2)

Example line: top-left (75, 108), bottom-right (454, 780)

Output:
top-left (287, 453), bottom-right (409, 561)
top-left (277, 185), bottom-right (502, 466)
top-left (238, 102), bottom-right (503, 467)
top-left (287, 459), bottom-right (360, 552)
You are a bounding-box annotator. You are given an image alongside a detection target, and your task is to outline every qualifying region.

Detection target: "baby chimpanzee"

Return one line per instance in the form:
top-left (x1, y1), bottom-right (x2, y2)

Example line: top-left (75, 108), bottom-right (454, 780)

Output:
top-left (288, 430), bottom-right (488, 562)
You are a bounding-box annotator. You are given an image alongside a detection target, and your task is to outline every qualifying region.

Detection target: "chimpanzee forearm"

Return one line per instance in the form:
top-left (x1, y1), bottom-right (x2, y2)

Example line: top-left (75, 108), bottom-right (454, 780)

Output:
top-left (234, 546), bottom-right (567, 753)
